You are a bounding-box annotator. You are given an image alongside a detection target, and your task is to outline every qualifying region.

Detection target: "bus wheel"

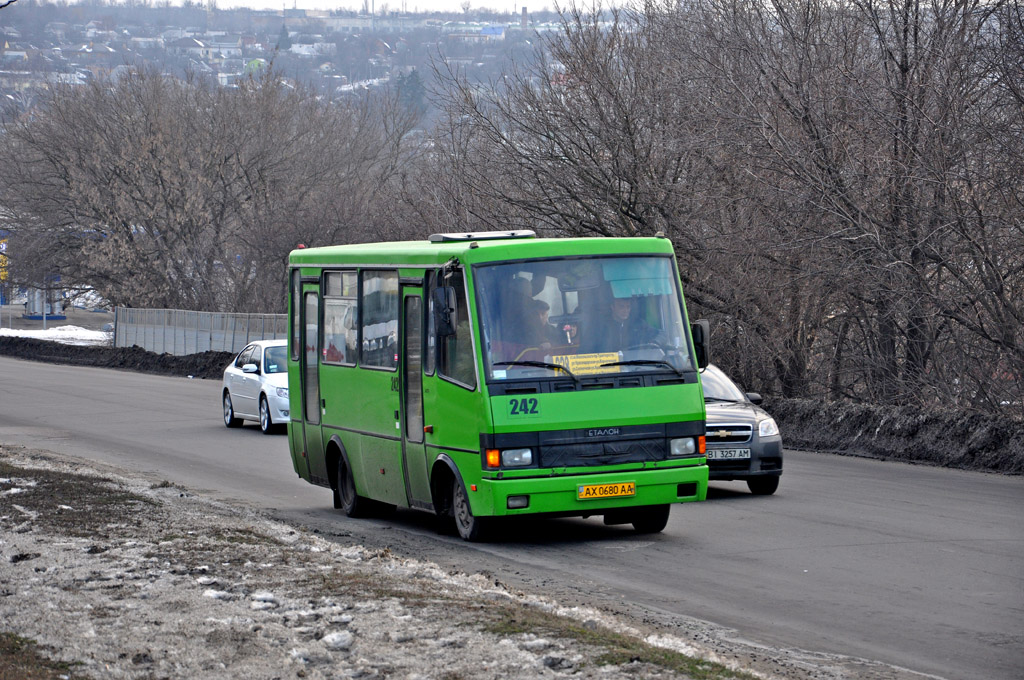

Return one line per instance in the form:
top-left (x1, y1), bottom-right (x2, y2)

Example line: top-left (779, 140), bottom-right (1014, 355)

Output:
top-left (631, 504), bottom-right (670, 534)
top-left (338, 458), bottom-right (370, 518)
top-left (453, 478), bottom-right (489, 542)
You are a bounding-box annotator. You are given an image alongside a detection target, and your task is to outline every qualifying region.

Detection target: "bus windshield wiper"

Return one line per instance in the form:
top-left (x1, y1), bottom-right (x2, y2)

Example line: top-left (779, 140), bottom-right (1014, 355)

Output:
top-left (601, 359), bottom-right (683, 378)
top-left (493, 360), bottom-right (577, 381)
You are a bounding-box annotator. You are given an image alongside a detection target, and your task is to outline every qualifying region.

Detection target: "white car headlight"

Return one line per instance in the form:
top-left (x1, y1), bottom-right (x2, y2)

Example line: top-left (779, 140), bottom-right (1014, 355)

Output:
top-left (275, 387), bottom-right (289, 399)
top-left (758, 418), bottom-right (779, 437)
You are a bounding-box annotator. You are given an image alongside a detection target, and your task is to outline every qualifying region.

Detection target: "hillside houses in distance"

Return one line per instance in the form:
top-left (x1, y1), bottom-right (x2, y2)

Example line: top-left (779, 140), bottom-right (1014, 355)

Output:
top-left (1, 2), bottom-right (563, 111)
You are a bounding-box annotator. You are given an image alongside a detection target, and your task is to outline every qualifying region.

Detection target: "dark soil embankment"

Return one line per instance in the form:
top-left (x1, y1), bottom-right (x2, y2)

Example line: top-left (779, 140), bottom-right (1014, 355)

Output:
top-left (0, 336), bottom-right (232, 380)
top-left (2, 336), bottom-right (1021, 474)
top-left (765, 397), bottom-right (1024, 475)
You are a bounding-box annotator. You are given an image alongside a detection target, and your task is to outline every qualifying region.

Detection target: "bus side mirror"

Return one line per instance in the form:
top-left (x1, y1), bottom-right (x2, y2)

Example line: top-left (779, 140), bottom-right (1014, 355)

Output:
top-left (691, 319), bottom-right (710, 369)
top-left (432, 286), bottom-right (458, 337)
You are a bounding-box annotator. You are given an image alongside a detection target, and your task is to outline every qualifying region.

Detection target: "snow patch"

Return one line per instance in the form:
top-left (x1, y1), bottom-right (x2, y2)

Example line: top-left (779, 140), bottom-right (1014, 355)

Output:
top-left (322, 631), bottom-right (354, 651)
top-left (0, 324), bottom-right (111, 346)
top-left (203, 589), bottom-right (232, 600)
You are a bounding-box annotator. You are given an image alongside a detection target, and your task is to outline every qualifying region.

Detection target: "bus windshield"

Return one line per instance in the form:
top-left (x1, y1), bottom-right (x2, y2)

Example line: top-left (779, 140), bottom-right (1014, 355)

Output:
top-left (474, 255), bottom-right (694, 381)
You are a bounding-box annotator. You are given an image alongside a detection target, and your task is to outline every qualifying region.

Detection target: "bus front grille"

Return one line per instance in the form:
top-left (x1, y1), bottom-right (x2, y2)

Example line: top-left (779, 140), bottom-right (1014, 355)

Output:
top-left (540, 438), bottom-right (666, 468)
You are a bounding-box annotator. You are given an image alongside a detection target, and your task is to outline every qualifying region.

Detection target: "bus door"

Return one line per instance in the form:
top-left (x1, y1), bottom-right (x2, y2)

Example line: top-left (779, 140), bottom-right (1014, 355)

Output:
top-left (401, 286), bottom-right (431, 507)
top-left (300, 285), bottom-right (328, 485)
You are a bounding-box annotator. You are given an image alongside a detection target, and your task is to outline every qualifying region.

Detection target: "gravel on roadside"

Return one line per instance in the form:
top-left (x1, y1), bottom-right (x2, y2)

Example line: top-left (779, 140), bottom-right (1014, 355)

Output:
top-left (0, 444), bottom-right (755, 680)
top-left (1, 445), bottom-right (941, 680)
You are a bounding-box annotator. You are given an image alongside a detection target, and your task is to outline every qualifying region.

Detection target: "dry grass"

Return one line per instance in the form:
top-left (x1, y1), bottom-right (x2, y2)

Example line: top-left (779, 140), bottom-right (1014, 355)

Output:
top-left (482, 604), bottom-right (757, 679)
top-left (0, 633), bottom-right (82, 680)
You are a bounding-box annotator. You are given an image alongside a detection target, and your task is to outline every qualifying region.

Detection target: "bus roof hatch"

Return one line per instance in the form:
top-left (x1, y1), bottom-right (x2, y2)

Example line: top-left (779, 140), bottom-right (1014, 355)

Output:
top-left (428, 230), bottom-right (536, 243)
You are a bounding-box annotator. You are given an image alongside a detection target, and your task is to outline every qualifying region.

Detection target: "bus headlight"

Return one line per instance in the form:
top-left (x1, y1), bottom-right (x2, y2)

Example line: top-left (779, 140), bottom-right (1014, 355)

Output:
top-left (669, 438), bottom-right (697, 456)
top-left (501, 448), bottom-right (533, 467)
top-left (758, 418), bottom-right (779, 437)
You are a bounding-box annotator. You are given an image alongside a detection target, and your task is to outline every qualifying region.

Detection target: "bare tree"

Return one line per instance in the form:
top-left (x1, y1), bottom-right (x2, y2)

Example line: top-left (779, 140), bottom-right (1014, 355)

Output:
top-left (655, 0), bottom-right (1021, 410)
top-left (425, 4), bottom-right (837, 396)
top-left (0, 66), bottom-right (418, 313)
top-left (429, 6), bottom-right (714, 238)
top-left (421, 0), bottom-right (1021, 412)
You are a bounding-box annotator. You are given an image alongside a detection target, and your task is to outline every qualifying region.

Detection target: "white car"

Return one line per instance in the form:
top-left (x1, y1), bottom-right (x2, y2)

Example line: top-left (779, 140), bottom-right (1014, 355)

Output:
top-left (222, 339), bottom-right (289, 434)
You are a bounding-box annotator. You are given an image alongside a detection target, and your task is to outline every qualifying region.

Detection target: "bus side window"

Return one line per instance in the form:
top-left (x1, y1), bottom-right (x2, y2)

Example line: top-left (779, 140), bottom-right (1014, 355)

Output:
top-left (425, 270), bottom-right (436, 376)
top-left (438, 269), bottom-right (476, 389)
top-left (360, 270), bottom-right (399, 369)
top-left (323, 271), bottom-right (357, 366)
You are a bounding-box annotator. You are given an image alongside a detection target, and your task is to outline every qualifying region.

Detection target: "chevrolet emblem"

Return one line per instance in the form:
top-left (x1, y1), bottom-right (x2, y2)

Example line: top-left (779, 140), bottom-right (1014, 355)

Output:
top-left (716, 430), bottom-right (730, 438)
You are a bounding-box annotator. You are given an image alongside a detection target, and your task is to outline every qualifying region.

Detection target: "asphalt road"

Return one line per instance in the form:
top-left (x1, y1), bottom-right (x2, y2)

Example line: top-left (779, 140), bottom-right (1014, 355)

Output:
top-left (1, 356), bottom-right (1021, 680)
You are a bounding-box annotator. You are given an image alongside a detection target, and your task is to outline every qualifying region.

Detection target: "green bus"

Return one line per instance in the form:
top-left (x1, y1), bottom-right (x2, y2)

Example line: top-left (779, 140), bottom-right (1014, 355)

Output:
top-left (286, 231), bottom-right (709, 541)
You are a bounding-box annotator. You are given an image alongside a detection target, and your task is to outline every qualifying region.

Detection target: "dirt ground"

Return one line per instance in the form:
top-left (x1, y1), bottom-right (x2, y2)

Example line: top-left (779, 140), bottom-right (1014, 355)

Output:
top-left (2, 445), bottom-right (942, 680)
top-left (765, 397), bottom-right (1024, 475)
top-left (0, 445), bottom-right (712, 680)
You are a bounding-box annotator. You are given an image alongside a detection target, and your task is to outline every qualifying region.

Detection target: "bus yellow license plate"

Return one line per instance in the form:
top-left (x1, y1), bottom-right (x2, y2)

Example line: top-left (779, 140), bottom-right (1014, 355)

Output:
top-left (577, 482), bottom-right (636, 500)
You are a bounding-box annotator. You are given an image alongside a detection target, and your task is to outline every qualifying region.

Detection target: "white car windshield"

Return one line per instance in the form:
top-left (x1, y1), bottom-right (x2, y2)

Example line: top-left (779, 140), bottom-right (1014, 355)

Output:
top-left (473, 255), bottom-right (694, 381)
top-left (264, 346), bottom-right (287, 374)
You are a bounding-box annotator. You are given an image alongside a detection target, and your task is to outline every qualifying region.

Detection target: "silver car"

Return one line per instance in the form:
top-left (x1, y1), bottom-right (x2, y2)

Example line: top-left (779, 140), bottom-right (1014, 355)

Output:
top-left (222, 339), bottom-right (289, 434)
top-left (701, 364), bottom-right (783, 495)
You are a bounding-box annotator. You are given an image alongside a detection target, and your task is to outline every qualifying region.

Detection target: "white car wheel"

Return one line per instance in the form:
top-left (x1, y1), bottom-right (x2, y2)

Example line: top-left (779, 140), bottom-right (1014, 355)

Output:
top-left (259, 396), bottom-right (274, 434)
top-left (223, 392), bottom-right (243, 428)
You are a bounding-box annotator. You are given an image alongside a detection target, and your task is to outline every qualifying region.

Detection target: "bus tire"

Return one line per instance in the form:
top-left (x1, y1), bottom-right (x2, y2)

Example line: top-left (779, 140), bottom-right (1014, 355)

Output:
top-left (631, 504), bottom-right (670, 534)
top-left (223, 391), bottom-right (242, 428)
top-left (453, 477), bottom-right (489, 542)
top-left (338, 457), bottom-right (371, 518)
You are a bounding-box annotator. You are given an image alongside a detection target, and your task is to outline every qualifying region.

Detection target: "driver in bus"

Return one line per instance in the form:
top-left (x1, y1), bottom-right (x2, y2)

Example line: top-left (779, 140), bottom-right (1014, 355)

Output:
top-left (582, 296), bottom-right (659, 354)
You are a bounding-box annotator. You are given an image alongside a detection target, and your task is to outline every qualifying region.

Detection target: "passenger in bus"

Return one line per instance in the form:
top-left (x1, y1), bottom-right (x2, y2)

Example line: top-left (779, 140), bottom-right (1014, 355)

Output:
top-left (501, 276), bottom-right (538, 347)
top-left (581, 296), bottom-right (658, 354)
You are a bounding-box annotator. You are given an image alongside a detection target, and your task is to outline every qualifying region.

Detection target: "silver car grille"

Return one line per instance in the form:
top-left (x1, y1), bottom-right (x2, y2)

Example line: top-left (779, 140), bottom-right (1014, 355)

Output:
top-left (705, 423), bottom-right (752, 444)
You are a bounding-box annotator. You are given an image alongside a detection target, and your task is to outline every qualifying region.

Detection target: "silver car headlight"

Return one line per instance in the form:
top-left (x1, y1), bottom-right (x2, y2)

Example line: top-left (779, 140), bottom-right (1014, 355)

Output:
top-left (275, 387), bottom-right (289, 399)
top-left (758, 418), bottom-right (779, 437)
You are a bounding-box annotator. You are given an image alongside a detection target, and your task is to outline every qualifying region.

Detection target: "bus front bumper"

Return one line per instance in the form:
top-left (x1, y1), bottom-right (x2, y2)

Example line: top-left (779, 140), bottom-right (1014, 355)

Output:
top-left (471, 465), bottom-right (708, 517)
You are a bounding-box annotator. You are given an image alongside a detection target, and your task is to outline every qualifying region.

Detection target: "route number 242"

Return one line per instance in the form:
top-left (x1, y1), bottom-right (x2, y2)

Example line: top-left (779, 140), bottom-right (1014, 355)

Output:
top-left (508, 397), bottom-right (539, 416)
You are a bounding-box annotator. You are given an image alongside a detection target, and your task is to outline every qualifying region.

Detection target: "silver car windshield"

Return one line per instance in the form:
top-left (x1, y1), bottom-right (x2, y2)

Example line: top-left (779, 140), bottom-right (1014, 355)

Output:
top-left (700, 365), bottom-right (746, 401)
top-left (474, 255), bottom-right (694, 381)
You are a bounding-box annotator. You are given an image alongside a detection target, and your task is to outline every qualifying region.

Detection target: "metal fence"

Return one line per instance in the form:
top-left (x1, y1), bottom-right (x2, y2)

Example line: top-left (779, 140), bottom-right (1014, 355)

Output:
top-left (113, 307), bottom-right (287, 356)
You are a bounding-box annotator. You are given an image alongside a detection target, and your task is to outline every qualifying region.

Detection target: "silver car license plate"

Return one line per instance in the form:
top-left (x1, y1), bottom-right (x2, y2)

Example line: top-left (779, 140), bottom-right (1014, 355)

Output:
top-left (706, 448), bottom-right (751, 460)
